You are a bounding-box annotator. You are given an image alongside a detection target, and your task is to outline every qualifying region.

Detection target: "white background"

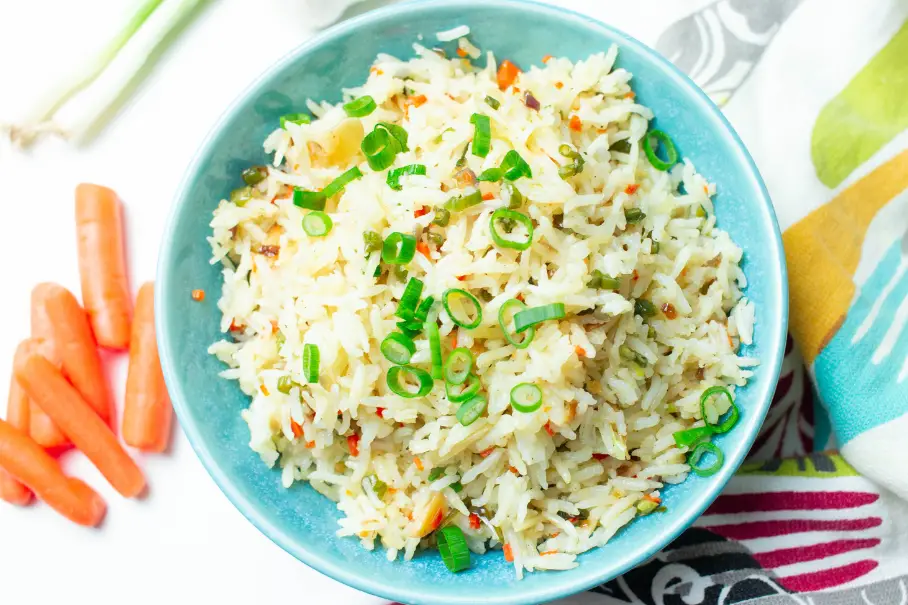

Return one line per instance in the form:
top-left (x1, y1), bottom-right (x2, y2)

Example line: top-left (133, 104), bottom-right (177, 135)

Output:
top-left (0, 1), bottom-right (690, 604)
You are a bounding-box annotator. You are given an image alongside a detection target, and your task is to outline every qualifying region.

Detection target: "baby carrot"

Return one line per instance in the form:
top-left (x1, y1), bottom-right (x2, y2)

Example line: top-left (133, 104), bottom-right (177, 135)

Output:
top-left (75, 183), bottom-right (132, 350)
top-left (29, 286), bottom-right (70, 449)
top-left (16, 354), bottom-right (146, 498)
top-left (37, 283), bottom-right (112, 423)
top-left (123, 283), bottom-right (172, 452)
top-left (1, 342), bottom-right (35, 505)
top-left (0, 418), bottom-right (106, 526)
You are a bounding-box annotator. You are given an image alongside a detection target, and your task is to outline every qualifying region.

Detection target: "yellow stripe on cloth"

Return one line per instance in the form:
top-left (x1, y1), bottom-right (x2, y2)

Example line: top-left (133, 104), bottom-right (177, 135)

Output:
top-left (783, 148), bottom-right (908, 363)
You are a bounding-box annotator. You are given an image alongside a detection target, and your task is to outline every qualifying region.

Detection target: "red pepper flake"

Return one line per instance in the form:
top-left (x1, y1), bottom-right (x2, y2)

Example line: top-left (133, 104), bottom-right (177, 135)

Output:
top-left (417, 241), bottom-right (431, 258)
top-left (260, 384), bottom-right (270, 396)
top-left (376, 407), bottom-right (385, 419)
top-left (469, 513), bottom-right (481, 530)
top-left (625, 184), bottom-right (639, 195)
top-left (509, 466), bottom-right (519, 475)
top-left (191, 289), bottom-right (205, 302)
top-left (414, 207), bottom-right (429, 218)
top-left (229, 320), bottom-right (244, 332)
top-left (431, 509), bottom-right (444, 531)
top-left (456, 47), bottom-right (468, 57)
top-left (542, 54), bottom-right (554, 63)
top-left (503, 543), bottom-right (514, 562)
top-left (482, 192), bottom-right (495, 201)
top-left (479, 447), bottom-right (496, 458)
top-left (568, 517), bottom-right (578, 525)
top-left (347, 434), bottom-right (360, 457)
top-left (516, 293), bottom-right (525, 302)
top-left (592, 453), bottom-right (609, 460)
top-left (456, 275), bottom-right (468, 281)
top-left (290, 419), bottom-right (303, 438)
top-left (643, 493), bottom-right (662, 504)
top-left (569, 115), bottom-right (582, 132)
top-left (661, 303), bottom-right (678, 320)
top-left (414, 456), bottom-right (424, 471)
top-left (632, 269), bottom-right (639, 282)
top-left (544, 422), bottom-right (554, 437)
top-left (554, 81), bottom-right (563, 89)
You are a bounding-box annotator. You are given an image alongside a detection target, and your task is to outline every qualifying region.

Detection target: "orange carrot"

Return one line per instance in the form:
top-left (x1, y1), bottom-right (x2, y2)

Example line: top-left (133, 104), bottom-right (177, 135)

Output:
top-left (555, 81), bottom-right (564, 89)
top-left (191, 289), bottom-right (205, 302)
top-left (625, 184), bottom-right (639, 195)
top-left (469, 513), bottom-right (481, 530)
top-left (27, 289), bottom-right (70, 449)
top-left (503, 543), bottom-right (514, 562)
top-left (0, 418), bottom-right (106, 526)
top-left (347, 434), bottom-right (360, 457)
top-left (1, 342), bottom-right (35, 505)
top-left (482, 192), bottom-right (494, 201)
top-left (123, 283), bottom-right (172, 452)
top-left (569, 115), bottom-right (583, 132)
top-left (416, 241), bottom-right (431, 259)
top-left (497, 59), bottom-right (521, 90)
top-left (542, 54), bottom-right (553, 63)
top-left (290, 419), bottom-right (303, 439)
top-left (15, 354), bottom-right (145, 498)
top-left (36, 283), bottom-right (111, 423)
top-left (75, 183), bottom-right (132, 350)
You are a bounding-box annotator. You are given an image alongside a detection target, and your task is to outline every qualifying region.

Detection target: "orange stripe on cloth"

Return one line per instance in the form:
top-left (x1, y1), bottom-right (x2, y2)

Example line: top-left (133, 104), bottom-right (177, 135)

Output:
top-left (783, 148), bottom-right (908, 363)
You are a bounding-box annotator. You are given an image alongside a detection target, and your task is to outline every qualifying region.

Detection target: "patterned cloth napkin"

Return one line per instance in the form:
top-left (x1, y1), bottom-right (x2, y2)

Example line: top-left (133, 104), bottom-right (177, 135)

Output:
top-left (319, 1), bottom-right (908, 602)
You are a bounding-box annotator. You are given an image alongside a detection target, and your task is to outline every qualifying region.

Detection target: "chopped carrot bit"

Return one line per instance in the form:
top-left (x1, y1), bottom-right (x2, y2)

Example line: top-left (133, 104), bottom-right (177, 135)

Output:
top-left (414, 206), bottom-right (429, 218)
top-left (703, 184), bottom-right (710, 195)
top-left (569, 115), bottom-right (582, 132)
top-left (271, 320), bottom-right (279, 334)
top-left (554, 81), bottom-right (563, 89)
top-left (290, 419), bottom-right (303, 438)
top-left (643, 493), bottom-right (662, 504)
top-left (541, 550), bottom-right (558, 556)
top-left (305, 440), bottom-right (315, 449)
top-left (542, 54), bottom-right (553, 63)
top-left (592, 453), bottom-right (609, 460)
top-left (625, 184), bottom-right (639, 195)
top-left (456, 275), bottom-right (468, 281)
top-left (625, 91), bottom-right (635, 99)
top-left (568, 517), bottom-right (578, 524)
top-left (509, 466), bottom-right (519, 475)
top-left (497, 59), bottom-right (521, 90)
top-left (417, 241), bottom-right (431, 258)
top-left (410, 95), bottom-right (427, 108)
top-left (632, 269), bottom-right (639, 282)
top-left (503, 543), bottom-right (514, 562)
top-left (191, 289), bottom-right (205, 302)
top-left (347, 434), bottom-right (360, 457)
top-left (414, 456), bottom-right (424, 471)
top-left (259, 384), bottom-right (270, 396)
top-left (516, 293), bottom-right (525, 302)
top-left (661, 303), bottom-right (678, 320)
top-left (229, 320), bottom-right (244, 332)
top-left (456, 47), bottom-right (468, 57)
top-left (575, 345), bottom-right (586, 358)
top-left (544, 421), bottom-right (554, 437)
top-left (431, 509), bottom-right (444, 531)
top-left (451, 329), bottom-right (458, 349)
top-left (482, 192), bottom-right (495, 201)
top-left (479, 446), bottom-right (496, 458)
top-left (376, 407), bottom-right (385, 419)
top-left (469, 513), bottom-right (481, 530)
top-left (551, 532), bottom-right (560, 538)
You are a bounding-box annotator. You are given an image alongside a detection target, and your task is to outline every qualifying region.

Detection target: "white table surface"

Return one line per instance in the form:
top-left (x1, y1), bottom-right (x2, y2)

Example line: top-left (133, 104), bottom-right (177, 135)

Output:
top-left (0, 2), bottom-right (685, 603)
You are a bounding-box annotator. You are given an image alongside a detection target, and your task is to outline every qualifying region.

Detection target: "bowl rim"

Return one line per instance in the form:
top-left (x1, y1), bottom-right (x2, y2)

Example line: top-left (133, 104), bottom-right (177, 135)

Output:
top-left (157, 1), bottom-right (789, 603)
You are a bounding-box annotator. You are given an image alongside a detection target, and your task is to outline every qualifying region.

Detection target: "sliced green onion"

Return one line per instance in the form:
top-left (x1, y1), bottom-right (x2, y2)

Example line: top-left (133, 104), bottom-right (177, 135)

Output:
top-left (277, 375), bottom-right (293, 395)
top-left (397, 319), bottom-right (422, 338)
top-left (446, 374), bottom-right (481, 403)
top-left (477, 167), bottom-right (504, 182)
top-left (688, 441), bottom-right (724, 477)
top-left (450, 481), bottom-right (463, 493)
top-left (364, 475), bottom-right (387, 499)
top-left (700, 386), bottom-right (739, 434)
top-left (427, 231), bottom-right (446, 247)
top-left (559, 144), bottom-right (580, 159)
top-left (362, 127), bottom-right (400, 171)
top-left (414, 296), bottom-right (435, 321)
top-left (490, 209), bottom-right (534, 250)
top-left (280, 113), bottom-right (311, 128)
top-left (642, 129), bottom-right (678, 171)
top-left (428, 467), bottom-right (446, 481)
top-left (444, 348), bottom-right (474, 386)
top-left (380, 332), bottom-right (416, 365)
top-left (625, 207), bottom-right (646, 224)
top-left (510, 383), bottom-right (542, 413)
top-left (426, 321), bottom-right (444, 380)
top-left (293, 189), bottom-right (326, 211)
top-left (343, 95), bottom-right (377, 117)
top-left (230, 186), bottom-right (253, 207)
top-left (634, 299), bottom-right (657, 318)
top-left (303, 344), bottom-right (319, 383)
top-left (432, 208), bottom-right (451, 227)
top-left (470, 113), bottom-right (491, 158)
top-left (382, 232), bottom-right (417, 264)
top-left (387, 365), bottom-right (434, 398)
top-left (588, 270), bottom-right (621, 291)
top-left (437, 525), bottom-right (471, 572)
top-left (651, 241), bottom-right (661, 254)
top-left (396, 278), bottom-right (424, 319)
top-left (484, 96), bottom-right (500, 110)
top-left (501, 150), bottom-right (532, 181)
top-left (443, 289), bottom-right (482, 329)
top-left (445, 189), bottom-right (483, 212)
top-left (302, 211), bottom-right (333, 237)
top-left (377, 122), bottom-right (409, 152)
top-left (672, 425), bottom-right (714, 448)
top-left (323, 167), bottom-right (363, 198)
top-left (501, 182), bottom-right (524, 210)
top-left (363, 230), bottom-right (383, 253)
top-left (498, 298), bottom-right (535, 349)
top-left (513, 303), bottom-right (565, 333)
top-left (387, 164), bottom-right (426, 191)
top-left (456, 394), bottom-right (488, 426)
top-left (242, 166), bottom-right (268, 186)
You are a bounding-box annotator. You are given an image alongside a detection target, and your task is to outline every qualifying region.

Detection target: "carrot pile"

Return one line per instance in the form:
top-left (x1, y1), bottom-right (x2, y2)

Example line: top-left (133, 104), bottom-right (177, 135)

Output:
top-left (0, 183), bottom-right (172, 526)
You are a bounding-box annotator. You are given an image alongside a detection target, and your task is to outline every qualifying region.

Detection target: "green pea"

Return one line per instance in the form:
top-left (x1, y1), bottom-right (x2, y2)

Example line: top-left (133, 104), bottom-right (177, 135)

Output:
top-left (242, 165), bottom-right (269, 186)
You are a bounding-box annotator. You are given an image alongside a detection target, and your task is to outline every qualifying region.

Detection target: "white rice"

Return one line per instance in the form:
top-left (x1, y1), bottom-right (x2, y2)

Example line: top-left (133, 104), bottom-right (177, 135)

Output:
top-left (207, 39), bottom-right (756, 578)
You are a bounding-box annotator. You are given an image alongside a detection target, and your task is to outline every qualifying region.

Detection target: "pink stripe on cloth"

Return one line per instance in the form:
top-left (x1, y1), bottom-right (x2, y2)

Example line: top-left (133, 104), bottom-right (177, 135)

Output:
top-left (704, 517), bottom-right (883, 539)
top-left (754, 538), bottom-right (880, 567)
top-left (778, 559), bottom-right (880, 592)
top-left (704, 491), bottom-right (879, 514)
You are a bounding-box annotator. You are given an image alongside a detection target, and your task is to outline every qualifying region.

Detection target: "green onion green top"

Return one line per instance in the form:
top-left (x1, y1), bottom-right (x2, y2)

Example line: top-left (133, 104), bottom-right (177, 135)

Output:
top-left (642, 129), bottom-right (678, 171)
top-left (302, 211), bottom-right (333, 237)
top-left (303, 344), bottom-right (320, 383)
top-left (343, 95), bottom-right (377, 117)
top-left (470, 113), bottom-right (491, 158)
top-left (513, 303), bottom-right (566, 333)
top-left (443, 289), bottom-right (483, 329)
top-left (382, 232), bottom-right (417, 265)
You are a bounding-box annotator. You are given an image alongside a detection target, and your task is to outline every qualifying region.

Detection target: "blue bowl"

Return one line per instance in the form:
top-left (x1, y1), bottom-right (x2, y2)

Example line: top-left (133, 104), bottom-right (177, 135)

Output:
top-left (157, 1), bottom-right (788, 603)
